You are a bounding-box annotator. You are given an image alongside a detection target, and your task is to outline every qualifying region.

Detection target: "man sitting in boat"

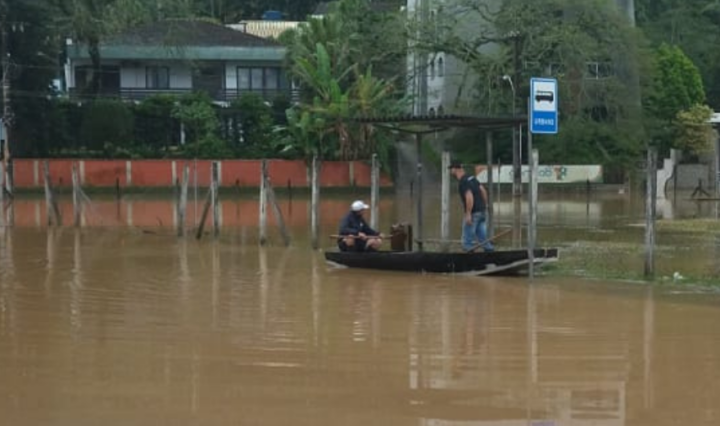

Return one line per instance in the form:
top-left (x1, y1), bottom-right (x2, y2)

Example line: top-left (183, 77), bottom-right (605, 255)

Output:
top-left (337, 200), bottom-right (383, 252)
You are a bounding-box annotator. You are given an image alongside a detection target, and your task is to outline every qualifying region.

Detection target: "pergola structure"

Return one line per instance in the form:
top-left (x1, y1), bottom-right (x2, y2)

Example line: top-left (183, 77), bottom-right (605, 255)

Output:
top-left (353, 113), bottom-right (527, 251)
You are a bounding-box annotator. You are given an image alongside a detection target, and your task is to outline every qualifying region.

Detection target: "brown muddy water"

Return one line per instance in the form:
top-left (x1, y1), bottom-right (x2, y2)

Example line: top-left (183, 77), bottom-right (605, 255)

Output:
top-left (1, 191), bottom-right (720, 425)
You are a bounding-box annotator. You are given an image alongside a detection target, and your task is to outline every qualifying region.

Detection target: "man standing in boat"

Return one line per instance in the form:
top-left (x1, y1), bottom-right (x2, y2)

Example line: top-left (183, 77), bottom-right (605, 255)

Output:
top-left (337, 200), bottom-right (383, 252)
top-left (449, 161), bottom-right (494, 252)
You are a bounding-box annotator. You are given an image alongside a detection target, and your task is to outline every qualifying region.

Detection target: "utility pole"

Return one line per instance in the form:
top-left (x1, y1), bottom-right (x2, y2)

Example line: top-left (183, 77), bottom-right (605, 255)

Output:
top-left (1, 0), bottom-right (11, 167)
top-left (1, 0), bottom-right (24, 193)
top-left (512, 32), bottom-right (522, 197)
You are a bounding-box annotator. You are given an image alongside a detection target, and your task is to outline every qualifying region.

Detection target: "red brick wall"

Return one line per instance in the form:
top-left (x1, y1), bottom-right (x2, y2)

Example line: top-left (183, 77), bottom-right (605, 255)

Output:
top-left (10, 159), bottom-right (393, 188)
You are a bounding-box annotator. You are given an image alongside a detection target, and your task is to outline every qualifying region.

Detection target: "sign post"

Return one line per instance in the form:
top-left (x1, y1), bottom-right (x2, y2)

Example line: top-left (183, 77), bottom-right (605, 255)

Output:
top-left (528, 77), bottom-right (558, 279)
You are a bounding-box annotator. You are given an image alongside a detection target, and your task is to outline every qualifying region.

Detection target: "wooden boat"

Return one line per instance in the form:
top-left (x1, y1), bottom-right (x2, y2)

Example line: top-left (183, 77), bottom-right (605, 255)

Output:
top-left (324, 248), bottom-right (559, 277)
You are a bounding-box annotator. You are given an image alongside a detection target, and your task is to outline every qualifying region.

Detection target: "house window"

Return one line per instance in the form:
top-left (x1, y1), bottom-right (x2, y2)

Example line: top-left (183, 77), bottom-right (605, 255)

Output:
top-left (238, 68), bottom-right (251, 89)
top-left (237, 67), bottom-right (281, 91)
top-left (438, 105), bottom-right (444, 115)
top-left (146, 66), bottom-right (170, 89)
top-left (74, 65), bottom-right (120, 94)
top-left (428, 107), bottom-right (436, 117)
top-left (586, 61), bottom-right (613, 79)
top-left (438, 57), bottom-right (444, 77)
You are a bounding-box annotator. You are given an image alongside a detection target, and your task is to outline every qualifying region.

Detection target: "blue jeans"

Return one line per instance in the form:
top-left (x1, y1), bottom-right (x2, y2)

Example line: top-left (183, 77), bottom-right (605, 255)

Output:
top-left (462, 211), bottom-right (494, 252)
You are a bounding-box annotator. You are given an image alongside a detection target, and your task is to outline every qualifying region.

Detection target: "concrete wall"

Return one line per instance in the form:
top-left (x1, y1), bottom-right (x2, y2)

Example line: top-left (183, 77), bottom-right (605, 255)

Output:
top-left (669, 164), bottom-right (715, 191)
top-left (12, 159), bottom-right (393, 189)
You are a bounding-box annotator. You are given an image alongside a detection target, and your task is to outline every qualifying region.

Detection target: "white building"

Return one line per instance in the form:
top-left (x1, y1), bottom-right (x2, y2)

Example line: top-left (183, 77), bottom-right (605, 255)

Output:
top-left (405, 0), bottom-right (636, 116)
top-left (65, 20), bottom-right (296, 105)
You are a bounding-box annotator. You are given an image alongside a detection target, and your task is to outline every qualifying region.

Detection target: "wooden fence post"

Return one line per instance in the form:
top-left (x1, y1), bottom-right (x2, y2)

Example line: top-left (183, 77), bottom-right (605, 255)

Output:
top-left (177, 164), bottom-right (189, 237)
top-left (212, 161), bottom-right (220, 238)
top-left (311, 156), bottom-right (320, 250)
top-left (72, 162), bottom-right (82, 227)
top-left (259, 159), bottom-right (268, 245)
top-left (265, 173), bottom-right (291, 247)
top-left (43, 160), bottom-right (61, 226)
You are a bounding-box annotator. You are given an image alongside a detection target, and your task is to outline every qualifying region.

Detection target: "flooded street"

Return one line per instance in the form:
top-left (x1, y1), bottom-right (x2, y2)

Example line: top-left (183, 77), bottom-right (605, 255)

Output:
top-left (1, 192), bottom-right (720, 425)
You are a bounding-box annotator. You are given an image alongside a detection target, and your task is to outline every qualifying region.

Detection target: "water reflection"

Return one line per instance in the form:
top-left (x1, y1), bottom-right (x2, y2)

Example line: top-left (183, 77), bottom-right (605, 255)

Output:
top-left (0, 231), bottom-right (718, 425)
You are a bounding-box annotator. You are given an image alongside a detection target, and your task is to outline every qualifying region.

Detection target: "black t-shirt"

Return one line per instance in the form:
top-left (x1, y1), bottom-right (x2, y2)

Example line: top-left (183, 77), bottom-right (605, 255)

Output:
top-left (458, 175), bottom-right (485, 213)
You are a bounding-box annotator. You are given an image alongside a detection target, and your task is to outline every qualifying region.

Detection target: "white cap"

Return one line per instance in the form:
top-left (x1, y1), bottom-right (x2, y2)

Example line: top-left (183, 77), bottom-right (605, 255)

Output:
top-left (351, 200), bottom-right (369, 211)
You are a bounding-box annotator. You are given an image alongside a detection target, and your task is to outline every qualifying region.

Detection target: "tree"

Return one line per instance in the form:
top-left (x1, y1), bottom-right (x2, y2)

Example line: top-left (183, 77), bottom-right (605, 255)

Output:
top-left (2, 0), bottom-right (60, 158)
top-left (635, 0), bottom-right (720, 108)
top-left (278, 0), bottom-right (408, 162)
top-left (410, 0), bottom-right (647, 167)
top-left (646, 44), bottom-right (705, 122)
top-left (644, 44), bottom-right (708, 156)
top-left (675, 104), bottom-right (715, 158)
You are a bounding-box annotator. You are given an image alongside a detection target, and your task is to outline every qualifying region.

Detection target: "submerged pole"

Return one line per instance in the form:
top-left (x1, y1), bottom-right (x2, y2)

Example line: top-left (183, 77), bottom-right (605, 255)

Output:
top-left (265, 174), bottom-right (291, 247)
top-left (370, 153), bottom-right (380, 230)
top-left (177, 165), bottom-right (189, 237)
top-left (440, 150), bottom-right (451, 252)
top-left (259, 160), bottom-right (268, 245)
top-left (486, 132), bottom-right (494, 237)
top-left (211, 161), bottom-right (220, 238)
top-left (72, 162), bottom-right (82, 227)
top-left (645, 148), bottom-right (657, 279)
top-left (311, 155), bottom-right (320, 250)
top-left (43, 160), bottom-right (61, 226)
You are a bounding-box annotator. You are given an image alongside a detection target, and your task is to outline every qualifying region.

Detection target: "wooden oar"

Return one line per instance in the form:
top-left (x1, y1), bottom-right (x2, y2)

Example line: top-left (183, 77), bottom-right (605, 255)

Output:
top-left (329, 234), bottom-right (386, 240)
top-left (465, 228), bottom-right (513, 253)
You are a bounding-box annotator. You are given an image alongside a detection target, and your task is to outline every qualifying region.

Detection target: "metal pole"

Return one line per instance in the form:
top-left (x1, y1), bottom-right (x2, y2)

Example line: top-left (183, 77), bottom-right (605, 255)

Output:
top-left (440, 150), bottom-right (450, 251)
top-left (528, 149), bottom-right (538, 279)
top-left (486, 132), bottom-right (494, 237)
top-left (416, 134), bottom-right (424, 252)
top-left (1, 1), bottom-right (12, 166)
top-left (645, 148), bottom-right (657, 279)
top-left (370, 153), bottom-right (380, 230)
top-left (527, 96), bottom-right (536, 279)
top-left (512, 34), bottom-right (521, 198)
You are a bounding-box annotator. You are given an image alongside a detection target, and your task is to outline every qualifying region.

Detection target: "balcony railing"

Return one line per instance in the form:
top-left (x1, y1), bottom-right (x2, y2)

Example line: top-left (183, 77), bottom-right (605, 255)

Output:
top-left (69, 88), bottom-right (299, 104)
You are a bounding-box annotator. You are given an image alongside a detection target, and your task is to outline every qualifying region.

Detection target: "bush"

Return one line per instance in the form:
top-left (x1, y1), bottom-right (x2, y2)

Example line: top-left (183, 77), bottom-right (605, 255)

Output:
top-left (172, 92), bottom-right (220, 144)
top-left (230, 93), bottom-right (275, 158)
top-left (79, 98), bottom-right (135, 151)
top-left (180, 135), bottom-right (234, 159)
top-left (133, 94), bottom-right (180, 154)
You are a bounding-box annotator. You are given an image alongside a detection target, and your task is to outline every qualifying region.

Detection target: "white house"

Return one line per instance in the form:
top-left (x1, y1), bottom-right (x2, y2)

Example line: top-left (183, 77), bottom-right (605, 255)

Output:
top-left (64, 19), bottom-right (296, 105)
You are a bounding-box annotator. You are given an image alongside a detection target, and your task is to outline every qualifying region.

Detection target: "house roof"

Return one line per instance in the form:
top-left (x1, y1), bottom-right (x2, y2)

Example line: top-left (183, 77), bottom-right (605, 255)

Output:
top-left (104, 19), bottom-right (280, 48)
top-left (67, 19), bottom-right (286, 62)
